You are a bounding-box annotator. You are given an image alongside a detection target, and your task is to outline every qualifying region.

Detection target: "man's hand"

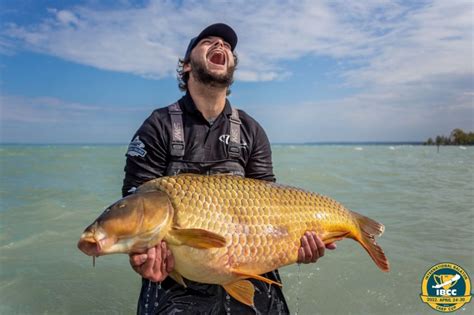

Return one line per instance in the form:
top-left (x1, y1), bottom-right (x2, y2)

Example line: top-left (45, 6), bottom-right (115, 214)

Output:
top-left (297, 232), bottom-right (337, 264)
top-left (129, 241), bottom-right (175, 282)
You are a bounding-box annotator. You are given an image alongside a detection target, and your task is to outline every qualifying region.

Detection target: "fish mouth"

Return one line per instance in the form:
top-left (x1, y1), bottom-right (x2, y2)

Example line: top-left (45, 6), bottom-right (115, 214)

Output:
top-left (77, 234), bottom-right (101, 256)
top-left (207, 49), bottom-right (226, 66)
top-left (77, 233), bottom-right (114, 256)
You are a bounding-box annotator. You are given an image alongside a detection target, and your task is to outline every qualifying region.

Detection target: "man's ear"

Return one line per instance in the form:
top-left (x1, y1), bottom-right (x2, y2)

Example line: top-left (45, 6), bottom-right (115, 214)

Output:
top-left (183, 62), bottom-right (191, 72)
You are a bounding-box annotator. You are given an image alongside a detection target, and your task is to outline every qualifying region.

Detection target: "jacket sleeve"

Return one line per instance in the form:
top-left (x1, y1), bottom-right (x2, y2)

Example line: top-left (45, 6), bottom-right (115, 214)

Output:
top-left (122, 112), bottom-right (169, 197)
top-left (245, 121), bottom-right (276, 182)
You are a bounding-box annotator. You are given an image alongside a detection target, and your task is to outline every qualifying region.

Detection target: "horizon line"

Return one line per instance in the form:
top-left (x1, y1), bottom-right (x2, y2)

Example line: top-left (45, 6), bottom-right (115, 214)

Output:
top-left (0, 141), bottom-right (428, 146)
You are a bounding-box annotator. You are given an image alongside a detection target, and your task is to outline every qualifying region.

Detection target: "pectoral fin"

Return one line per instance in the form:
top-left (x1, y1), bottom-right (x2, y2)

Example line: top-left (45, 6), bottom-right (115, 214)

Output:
top-left (169, 271), bottom-right (186, 287)
top-left (223, 280), bottom-right (255, 307)
top-left (167, 228), bottom-right (226, 249)
top-left (231, 269), bottom-right (282, 287)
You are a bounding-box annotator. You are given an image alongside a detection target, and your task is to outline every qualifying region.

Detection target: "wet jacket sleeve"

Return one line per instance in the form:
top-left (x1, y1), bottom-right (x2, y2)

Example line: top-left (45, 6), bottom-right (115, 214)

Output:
top-left (245, 122), bottom-right (276, 182)
top-left (122, 113), bottom-right (169, 197)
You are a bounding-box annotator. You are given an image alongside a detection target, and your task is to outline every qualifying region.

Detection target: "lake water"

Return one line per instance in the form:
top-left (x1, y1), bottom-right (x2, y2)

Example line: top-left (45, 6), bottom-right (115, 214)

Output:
top-left (1, 144), bottom-right (473, 314)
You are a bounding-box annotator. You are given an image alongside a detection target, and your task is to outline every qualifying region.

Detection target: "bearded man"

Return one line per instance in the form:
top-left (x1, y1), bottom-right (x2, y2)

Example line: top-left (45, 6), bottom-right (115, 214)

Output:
top-left (123, 23), bottom-right (335, 314)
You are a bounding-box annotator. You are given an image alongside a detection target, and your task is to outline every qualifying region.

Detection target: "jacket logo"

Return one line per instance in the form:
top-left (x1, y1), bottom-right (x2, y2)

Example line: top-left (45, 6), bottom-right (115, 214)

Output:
top-left (219, 134), bottom-right (247, 147)
top-left (127, 136), bottom-right (147, 157)
top-left (172, 122), bottom-right (184, 141)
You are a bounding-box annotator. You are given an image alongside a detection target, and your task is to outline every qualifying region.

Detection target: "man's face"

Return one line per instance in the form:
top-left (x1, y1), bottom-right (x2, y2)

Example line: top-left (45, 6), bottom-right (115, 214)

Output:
top-left (185, 36), bottom-right (236, 88)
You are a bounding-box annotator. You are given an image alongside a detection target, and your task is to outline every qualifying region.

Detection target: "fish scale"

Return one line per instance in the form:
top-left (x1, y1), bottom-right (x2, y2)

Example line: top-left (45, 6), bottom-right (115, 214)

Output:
top-left (78, 174), bottom-right (389, 307)
top-left (138, 175), bottom-right (376, 274)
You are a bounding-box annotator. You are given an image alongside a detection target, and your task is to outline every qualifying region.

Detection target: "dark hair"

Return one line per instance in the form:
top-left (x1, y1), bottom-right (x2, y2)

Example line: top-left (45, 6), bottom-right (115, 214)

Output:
top-left (176, 53), bottom-right (239, 95)
top-left (176, 58), bottom-right (190, 92)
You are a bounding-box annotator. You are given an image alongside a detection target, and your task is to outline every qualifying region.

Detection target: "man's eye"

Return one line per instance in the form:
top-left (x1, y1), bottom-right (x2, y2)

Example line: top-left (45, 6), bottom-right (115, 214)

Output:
top-left (224, 43), bottom-right (231, 49)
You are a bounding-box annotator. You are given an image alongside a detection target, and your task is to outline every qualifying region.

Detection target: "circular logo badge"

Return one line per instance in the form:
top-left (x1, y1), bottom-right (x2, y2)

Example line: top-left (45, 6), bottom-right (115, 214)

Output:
top-left (420, 262), bottom-right (472, 312)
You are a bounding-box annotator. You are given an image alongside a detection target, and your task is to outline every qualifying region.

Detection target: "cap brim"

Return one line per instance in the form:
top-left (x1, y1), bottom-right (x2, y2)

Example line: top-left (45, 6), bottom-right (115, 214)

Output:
top-left (184, 23), bottom-right (238, 60)
top-left (195, 23), bottom-right (238, 51)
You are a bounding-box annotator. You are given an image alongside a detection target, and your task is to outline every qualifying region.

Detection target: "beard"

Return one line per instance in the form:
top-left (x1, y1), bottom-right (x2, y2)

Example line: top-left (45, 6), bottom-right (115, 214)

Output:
top-left (190, 57), bottom-right (235, 88)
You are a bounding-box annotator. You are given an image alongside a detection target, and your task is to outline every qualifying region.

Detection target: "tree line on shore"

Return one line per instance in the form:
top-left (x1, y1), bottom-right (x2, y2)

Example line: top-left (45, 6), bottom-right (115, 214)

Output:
top-left (424, 128), bottom-right (474, 146)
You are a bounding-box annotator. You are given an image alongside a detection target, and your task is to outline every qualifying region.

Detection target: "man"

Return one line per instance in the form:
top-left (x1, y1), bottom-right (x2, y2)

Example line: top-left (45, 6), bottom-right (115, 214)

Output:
top-left (123, 23), bottom-right (335, 314)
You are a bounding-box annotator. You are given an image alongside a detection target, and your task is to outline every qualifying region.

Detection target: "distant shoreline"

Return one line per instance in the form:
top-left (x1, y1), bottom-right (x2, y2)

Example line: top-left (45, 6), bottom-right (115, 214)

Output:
top-left (275, 141), bottom-right (425, 146)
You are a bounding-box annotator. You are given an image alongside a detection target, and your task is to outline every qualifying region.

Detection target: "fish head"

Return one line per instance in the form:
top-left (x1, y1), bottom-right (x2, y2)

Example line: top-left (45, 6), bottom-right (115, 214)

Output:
top-left (77, 191), bottom-right (173, 256)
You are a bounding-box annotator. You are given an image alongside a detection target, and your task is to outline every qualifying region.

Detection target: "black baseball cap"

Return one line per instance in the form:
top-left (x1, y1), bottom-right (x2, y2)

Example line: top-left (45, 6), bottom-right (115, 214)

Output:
top-left (184, 23), bottom-right (238, 61)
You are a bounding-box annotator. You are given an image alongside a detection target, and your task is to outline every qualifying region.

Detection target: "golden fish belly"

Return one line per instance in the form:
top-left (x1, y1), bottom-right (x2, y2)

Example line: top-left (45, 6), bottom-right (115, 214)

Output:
top-left (139, 174), bottom-right (362, 279)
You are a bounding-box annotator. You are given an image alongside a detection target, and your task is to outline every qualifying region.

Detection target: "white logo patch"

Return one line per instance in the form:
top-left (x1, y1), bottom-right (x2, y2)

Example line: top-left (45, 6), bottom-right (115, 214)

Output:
top-left (127, 136), bottom-right (147, 157)
top-left (218, 134), bottom-right (247, 147)
top-left (172, 122), bottom-right (183, 141)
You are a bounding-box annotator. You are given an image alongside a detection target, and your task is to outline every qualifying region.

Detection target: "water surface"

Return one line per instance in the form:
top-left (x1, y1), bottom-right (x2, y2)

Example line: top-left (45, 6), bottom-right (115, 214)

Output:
top-left (1, 144), bottom-right (472, 314)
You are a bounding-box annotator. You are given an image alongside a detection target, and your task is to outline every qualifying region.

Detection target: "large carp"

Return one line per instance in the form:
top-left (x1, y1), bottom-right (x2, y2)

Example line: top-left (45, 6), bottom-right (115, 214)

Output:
top-left (78, 174), bottom-right (389, 307)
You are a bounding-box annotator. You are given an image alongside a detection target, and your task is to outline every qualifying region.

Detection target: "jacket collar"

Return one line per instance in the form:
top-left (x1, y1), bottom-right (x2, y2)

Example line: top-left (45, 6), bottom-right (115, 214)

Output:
top-left (180, 92), bottom-right (232, 119)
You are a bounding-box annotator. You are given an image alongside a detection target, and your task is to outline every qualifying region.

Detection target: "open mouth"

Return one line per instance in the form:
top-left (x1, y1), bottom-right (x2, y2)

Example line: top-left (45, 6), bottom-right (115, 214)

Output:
top-left (207, 50), bottom-right (226, 66)
top-left (77, 233), bottom-right (115, 256)
top-left (77, 235), bottom-right (102, 256)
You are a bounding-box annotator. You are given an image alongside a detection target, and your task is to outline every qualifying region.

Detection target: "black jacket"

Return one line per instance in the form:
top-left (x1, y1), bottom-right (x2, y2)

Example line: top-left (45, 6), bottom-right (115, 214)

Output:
top-left (122, 92), bottom-right (275, 197)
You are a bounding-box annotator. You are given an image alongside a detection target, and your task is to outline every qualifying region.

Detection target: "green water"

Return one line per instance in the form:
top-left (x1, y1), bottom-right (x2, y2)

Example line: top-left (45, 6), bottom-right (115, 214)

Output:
top-left (1, 144), bottom-right (473, 314)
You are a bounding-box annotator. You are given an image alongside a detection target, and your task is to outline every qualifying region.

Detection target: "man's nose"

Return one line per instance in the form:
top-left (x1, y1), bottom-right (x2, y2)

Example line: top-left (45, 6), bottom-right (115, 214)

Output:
top-left (211, 38), bottom-right (225, 48)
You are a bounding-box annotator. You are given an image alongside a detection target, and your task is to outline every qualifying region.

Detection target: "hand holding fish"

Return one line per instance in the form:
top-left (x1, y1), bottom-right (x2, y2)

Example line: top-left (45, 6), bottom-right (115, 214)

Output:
top-left (298, 232), bottom-right (337, 264)
top-left (129, 241), bottom-right (175, 282)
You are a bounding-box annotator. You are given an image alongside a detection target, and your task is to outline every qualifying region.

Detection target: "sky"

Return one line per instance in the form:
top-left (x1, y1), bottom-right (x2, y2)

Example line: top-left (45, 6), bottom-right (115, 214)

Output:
top-left (0, 0), bottom-right (472, 144)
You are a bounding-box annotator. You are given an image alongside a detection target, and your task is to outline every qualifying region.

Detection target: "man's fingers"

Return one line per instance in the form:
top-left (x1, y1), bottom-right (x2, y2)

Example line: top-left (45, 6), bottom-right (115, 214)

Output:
top-left (129, 243), bottom-right (173, 282)
top-left (296, 231), bottom-right (336, 264)
top-left (306, 232), bottom-right (320, 263)
top-left (301, 235), bottom-right (311, 260)
top-left (129, 253), bottom-right (147, 268)
top-left (166, 249), bottom-right (175, 273)
top-left (147, 246), bottom-right (159, 266)
top-left (326, 242), bottom-right (337, 250)
top-left (297, 247), bottom-right (305, 263)
top-left (314, 233), bottom-right (325, 262)
top-left (300, 234), bottom-right (313, 264)
top-left (161, 242), bottom-right (167, 262)
top-left (159, 242), bottom-right (168, 278)
top-left (142, 246), bottom-right (159, 279)
top-left (147, 245), bottom-right (165, 282)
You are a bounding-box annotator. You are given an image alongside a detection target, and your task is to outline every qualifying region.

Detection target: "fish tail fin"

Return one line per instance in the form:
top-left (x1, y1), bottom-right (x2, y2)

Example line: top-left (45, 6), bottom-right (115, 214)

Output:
top-left (350, 211), bottom-right (390, 272)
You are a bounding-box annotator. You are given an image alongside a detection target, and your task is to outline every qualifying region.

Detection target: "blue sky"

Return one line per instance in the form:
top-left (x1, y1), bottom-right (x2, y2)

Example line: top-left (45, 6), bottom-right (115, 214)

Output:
top-left (0, 0), bottom-right (472, 143)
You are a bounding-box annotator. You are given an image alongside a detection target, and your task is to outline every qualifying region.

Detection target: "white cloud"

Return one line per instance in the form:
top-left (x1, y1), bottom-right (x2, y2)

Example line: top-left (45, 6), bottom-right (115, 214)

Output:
top-left (0, 0), bottom-right (472, 142)
top-left (0, 95), bottom-right (97, 123)
top-left (246, 73), bottom-right (473, 142)
top-left (53, 9), bottom-right (81, 27)
top-left (3, 0), bottom-right (470, 84)
top-left (0, 94), bottom-right (155, 143)
top-left (342, 1), bottom-right (473, 87)
top-left (0, 94), bottom-right (152, 123)
top-left (1, 0), bottom-right (473, 84)
top-left (0, 0), bottom-right (473, 84)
